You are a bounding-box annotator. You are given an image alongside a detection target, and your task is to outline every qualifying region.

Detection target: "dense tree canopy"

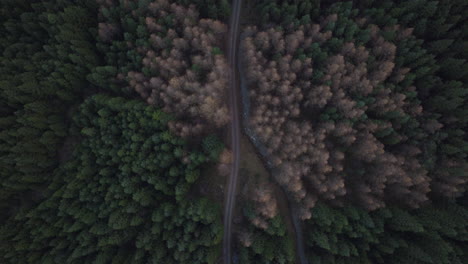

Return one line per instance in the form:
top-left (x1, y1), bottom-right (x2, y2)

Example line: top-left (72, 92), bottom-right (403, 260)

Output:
top-left (241, 0), bottom-right (467, 218)
top-left (0, 0), bottom-right (98, 221)
top-left (1, 0), bottom-right (466, 263)
top-left (90, 0), bottom-right (230, 137)
top-left (236, 204), bottom-right (295, 264)
top-left (0, 1), bottom-right (226, 263)
top-left (239, 1), bottom-right (467, 263)
top-left (0, 95), bottom-right (223, 263)
top-left (305, 199), bottom-right (468, 264)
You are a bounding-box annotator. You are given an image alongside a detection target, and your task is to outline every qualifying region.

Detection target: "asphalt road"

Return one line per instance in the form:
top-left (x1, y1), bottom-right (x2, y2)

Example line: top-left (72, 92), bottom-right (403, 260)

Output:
top-left (223, 0), bottom-right (242, 263)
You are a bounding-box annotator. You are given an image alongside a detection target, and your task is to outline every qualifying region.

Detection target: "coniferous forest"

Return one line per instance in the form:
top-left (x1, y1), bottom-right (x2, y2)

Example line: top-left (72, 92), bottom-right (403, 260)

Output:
top-left (0, 0), bottom-right (466, 264)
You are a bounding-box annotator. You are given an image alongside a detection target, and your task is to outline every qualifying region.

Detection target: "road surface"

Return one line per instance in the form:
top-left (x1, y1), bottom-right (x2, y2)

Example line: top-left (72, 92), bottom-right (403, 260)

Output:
top-left (223, 0), bottom-right (242, 263)
top-left (238, 44), bottom-right (309, 264)
top-left (223, 1), bottom-right (308, 263)
top-left (290, 200), bottom-right (309, 264)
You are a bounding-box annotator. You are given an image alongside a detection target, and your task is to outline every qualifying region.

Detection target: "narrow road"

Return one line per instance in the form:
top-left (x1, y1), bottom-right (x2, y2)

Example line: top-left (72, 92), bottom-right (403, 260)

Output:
top-left (223, 0), bottom-right (242, 263)
top-left (239, 51), bottom-right (309, 264)
top-left (290, 201), bottom-right (309, 264)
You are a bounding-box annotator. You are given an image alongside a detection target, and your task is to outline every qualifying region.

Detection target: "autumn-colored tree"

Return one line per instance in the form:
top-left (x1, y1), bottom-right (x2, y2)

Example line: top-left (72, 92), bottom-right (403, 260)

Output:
top-left (240, 9), bottom-right (445, 217)
top-left (94, 0), bottom-right (230, 138)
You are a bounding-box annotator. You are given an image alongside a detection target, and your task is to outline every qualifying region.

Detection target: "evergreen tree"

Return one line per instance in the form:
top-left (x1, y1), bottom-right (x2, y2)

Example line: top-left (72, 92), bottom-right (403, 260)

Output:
top-left (0, 0), bottom-right (98, 221)
top-left (0, 95), bottom-right (223, 263)
top-left (304, 201), bottom-right (468, 264)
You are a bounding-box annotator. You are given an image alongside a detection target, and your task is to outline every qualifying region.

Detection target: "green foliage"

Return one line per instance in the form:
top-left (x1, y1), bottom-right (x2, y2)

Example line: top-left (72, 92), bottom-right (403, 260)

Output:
top-left (212, 46), bottom-right (223, 55)
top-left (237, 204), bottom-right (295, 264)
top-left (305, 201), bottom-right (468, 264)
top-left (253, 0), bottom-right (321, 28)
top-left (0, 95), bottom-right (222, 263)
top-left (202, 134), bottom-right (225, 161)
top-left (2, 1), bottom-right (467, 263)
top-left (175, 0), bottom-right (231, 20)
top-left (246, 2), bottom-right (467, 261)
top-left (361, 0), bottom-right (468, 194)
top-left (250, 0), bottom-right (467, 199)
top-left (0, 0), bottom-right (98, 219)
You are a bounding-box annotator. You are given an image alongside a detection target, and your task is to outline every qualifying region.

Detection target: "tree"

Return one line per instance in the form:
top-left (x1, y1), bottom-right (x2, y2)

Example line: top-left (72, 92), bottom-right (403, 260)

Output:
top-left (0, 95), bottom-right (223, 263)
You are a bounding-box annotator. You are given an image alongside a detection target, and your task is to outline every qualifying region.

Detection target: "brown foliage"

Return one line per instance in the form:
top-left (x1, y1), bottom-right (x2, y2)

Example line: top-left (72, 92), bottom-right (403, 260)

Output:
top-left (98, 23), bottom-right (120, 43)
top-left (248, 181), bottom-right (279, 229)
top-left (241, 15), bottom-right (432, 218)
top-left (98, 0), bottom-right (230, 137)
top-left (217, 148), bottom-right (232, 176)
top-left (238, 230), bottom-right (253, 247)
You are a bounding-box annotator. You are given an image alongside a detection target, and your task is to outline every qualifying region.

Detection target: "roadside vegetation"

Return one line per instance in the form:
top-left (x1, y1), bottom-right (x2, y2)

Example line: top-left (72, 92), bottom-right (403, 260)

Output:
top-left (240, 0), bottom-right (467, 263)
top-left (1, 1), bottom-right (466, 263)
top-left (1, 0), bottom-right (229, 263)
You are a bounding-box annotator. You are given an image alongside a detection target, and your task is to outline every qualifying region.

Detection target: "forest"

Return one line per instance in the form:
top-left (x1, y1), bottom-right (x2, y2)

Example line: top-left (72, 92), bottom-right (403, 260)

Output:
top-left (0, 0), bottom-right (466, 264)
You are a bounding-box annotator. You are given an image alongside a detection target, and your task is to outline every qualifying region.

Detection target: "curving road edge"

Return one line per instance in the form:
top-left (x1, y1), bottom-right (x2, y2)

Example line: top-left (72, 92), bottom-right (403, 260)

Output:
top-left (223, 0), bottom-right (242, 263)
